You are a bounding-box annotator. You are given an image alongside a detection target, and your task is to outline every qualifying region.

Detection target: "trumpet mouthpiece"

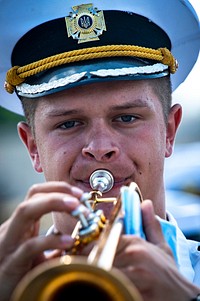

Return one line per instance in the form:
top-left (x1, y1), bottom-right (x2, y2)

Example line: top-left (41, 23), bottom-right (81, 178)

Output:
top-left (89, 170), bottom-right (114, 193)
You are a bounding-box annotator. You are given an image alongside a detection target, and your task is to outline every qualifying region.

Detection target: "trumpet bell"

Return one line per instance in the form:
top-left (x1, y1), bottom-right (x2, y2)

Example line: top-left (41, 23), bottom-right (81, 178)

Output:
top-left (11, 256), bottom-right (143, 301)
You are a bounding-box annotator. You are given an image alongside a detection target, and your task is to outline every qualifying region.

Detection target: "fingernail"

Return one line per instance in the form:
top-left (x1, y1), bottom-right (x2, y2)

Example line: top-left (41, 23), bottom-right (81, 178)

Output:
top-left (60, 235), bottom-right (74, 246)
top-left (71, 186), bottom-right (83, 196)
top-left (63, 197), bottom-right (80, 211)
top-left (71, 204), bottom-right (90, 217)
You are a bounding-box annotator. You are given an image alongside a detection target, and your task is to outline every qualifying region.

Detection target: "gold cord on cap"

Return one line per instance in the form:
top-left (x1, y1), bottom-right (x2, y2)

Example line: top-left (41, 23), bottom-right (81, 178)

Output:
top-left (4, 45), bottom-right (178, 94)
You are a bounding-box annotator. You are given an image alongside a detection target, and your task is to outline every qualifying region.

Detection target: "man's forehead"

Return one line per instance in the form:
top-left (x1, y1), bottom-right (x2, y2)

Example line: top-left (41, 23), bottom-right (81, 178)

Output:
top-left (38, 80), bottom-right (158, 110)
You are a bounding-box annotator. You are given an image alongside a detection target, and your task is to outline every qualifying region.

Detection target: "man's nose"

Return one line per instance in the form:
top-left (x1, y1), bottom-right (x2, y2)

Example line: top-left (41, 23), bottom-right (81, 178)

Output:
top-left (82, 127), bottom-right (120, 162)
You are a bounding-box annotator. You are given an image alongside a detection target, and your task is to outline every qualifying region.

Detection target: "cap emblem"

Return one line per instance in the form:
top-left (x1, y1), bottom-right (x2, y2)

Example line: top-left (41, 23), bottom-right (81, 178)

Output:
top-left (65, 3), bottom-right (106, 44)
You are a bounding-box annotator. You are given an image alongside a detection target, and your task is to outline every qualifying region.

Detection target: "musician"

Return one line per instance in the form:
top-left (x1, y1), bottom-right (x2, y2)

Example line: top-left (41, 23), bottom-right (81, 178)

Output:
top-left (0, 1), bottom-right (200, 300)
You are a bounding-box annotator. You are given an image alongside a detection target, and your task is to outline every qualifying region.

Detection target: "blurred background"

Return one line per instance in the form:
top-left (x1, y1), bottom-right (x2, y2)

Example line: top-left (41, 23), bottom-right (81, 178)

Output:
top-left (0, 0), bottom-right (200, 238)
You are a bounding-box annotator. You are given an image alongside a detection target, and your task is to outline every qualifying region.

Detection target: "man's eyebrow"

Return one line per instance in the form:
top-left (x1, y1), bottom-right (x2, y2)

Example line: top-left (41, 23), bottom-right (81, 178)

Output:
top-left (111, 100), bottom-right (151, 110)
top-left (44, 109), bottom-right (82, 117)
top-left (44, 100), bottom-right (151, 117)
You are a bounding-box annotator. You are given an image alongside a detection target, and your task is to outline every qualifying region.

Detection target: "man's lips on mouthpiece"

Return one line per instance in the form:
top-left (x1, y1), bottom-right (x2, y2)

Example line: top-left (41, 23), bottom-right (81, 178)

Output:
top-left (80, 176), bottom-right (132, 191)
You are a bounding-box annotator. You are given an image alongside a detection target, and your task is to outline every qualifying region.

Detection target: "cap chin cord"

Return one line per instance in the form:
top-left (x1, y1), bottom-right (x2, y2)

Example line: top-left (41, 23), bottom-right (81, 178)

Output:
top-left (4, 45), bottom-right (177, 94)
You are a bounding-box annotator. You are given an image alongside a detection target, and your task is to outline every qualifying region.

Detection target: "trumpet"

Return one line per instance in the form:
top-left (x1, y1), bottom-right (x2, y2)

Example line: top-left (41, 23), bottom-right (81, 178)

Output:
top-left (11, 170), bottom-right (144, 301)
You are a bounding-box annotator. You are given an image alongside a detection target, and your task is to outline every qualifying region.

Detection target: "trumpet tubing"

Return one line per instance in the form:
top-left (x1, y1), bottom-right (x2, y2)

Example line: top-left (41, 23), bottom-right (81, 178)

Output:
top-left (11, 170), bottom-right (144, 301)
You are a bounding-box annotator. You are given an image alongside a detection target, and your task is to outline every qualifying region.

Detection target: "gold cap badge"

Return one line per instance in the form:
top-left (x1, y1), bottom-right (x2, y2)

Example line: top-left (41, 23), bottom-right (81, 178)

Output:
top-left (65, 3), bottom-right (106, 44)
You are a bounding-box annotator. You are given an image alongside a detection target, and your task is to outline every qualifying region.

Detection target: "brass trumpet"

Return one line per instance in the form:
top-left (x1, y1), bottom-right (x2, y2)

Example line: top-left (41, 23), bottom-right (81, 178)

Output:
top-left (11, 170), bottom-right (143, 301)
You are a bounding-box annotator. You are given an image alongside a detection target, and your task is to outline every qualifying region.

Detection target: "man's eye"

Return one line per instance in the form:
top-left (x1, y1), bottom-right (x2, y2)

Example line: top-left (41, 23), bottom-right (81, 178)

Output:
top-left (116, 115), bottom-right (136, 123)
top-left (60, 120), bottom-right (79, 129)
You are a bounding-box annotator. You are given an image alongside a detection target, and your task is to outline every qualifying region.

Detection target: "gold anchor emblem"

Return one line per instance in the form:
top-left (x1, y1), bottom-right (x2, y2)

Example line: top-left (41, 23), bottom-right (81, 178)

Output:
top-left (65, 3), bottom-right (106, 44)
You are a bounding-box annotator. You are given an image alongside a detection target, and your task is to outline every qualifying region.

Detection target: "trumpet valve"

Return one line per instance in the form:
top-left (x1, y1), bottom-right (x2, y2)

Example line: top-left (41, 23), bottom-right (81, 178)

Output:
top-left (71, 205), bottom-right (107, 253)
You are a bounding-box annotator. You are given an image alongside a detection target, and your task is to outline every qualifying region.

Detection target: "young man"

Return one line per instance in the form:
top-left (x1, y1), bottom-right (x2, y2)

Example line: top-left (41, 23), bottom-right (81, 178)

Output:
top-left (0, 1), bottom-right (200, 300)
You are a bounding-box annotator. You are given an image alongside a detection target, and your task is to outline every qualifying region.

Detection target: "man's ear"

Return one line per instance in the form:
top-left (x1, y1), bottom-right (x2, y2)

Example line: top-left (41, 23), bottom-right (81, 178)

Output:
top-left (165, 104), bottom-right (182, 158)
top-left (17, 121), bottom-right (43, 173)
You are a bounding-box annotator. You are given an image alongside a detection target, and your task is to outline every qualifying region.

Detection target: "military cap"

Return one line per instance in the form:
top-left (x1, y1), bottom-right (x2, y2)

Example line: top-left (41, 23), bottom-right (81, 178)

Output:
top-left (0, 0), bottom-right (200, 115)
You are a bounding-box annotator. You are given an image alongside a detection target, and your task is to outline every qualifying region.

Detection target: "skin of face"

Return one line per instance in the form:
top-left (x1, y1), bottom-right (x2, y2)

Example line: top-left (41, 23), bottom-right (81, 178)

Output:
top-left (18, 80), bottom-right (182, 233)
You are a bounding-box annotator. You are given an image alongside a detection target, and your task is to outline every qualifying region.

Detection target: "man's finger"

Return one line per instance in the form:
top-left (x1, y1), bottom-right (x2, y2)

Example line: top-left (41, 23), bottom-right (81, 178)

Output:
top-left (141, 200), bottom-right (165, 244)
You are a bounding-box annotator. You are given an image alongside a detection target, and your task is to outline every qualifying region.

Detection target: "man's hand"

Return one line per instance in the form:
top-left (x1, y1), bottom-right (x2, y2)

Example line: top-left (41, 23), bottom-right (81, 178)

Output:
top-left (114, 200), bottom-right (198, 301)
top-left (0, 181), bottom-right (85, 301)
